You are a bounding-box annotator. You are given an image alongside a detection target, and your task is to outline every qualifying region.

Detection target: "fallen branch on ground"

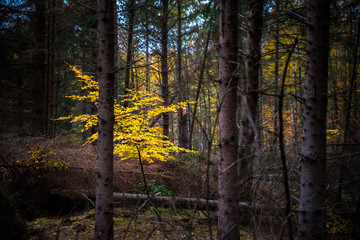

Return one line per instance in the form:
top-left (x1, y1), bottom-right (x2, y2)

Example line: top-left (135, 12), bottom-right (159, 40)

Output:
top-left (86, 192), bottom-right (284, 215)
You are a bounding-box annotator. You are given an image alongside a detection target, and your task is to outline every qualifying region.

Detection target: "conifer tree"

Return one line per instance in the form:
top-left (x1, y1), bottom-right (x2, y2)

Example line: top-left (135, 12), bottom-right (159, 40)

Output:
top-left (298, 0), bottom-right (330, 239)
top-left (94, 0), bottom-right (115, 238)
top-left (217, 0), bottom-right (240, 238)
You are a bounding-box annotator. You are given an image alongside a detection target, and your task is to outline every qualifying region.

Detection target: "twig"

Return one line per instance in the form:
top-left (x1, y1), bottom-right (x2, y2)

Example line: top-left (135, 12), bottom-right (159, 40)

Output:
top-left (81, 193), bottom-right (95, 206)
top-left (218, 224), bottom-right (238, 240)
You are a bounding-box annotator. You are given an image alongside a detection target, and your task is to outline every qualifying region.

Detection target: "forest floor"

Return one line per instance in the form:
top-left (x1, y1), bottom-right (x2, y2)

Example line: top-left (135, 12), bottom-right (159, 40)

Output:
top-left (1, 135), bottom-right (272, 239)
top-left (26, 207), bottom-right (255, 239)
top-left (2, 135), bottom-right (358, 239)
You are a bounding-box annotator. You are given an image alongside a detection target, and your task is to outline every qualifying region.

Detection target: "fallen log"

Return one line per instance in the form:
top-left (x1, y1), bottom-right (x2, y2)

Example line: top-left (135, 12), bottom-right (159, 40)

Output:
top-left (113, 192), bottom-right (220, 211)
top-left (86, 192), bottom-right (284, 215)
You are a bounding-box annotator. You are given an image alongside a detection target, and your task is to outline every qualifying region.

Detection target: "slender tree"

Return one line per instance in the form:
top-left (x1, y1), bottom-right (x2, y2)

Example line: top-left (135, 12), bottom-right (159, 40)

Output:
top-left (114, 0), bottom-right (119, 103)
top-left (94, 0), bottom-right (115, 239)
top-left (177, 0), bottom-right (189, 149)
top-left (124, 0), bottom-right (136, 105)
top-left (273, 0), bottom-right (280, 147)
top-left (238, 0), bottom-right (264, 200)
top-left (161, 0), bottom-right (170, 138)
top-left (298, 0), bottom-right (330, 239)
top-left (31, 0), bottom-right (46, 135)
top-left (49, 0), bottom-right (57, 138)
top-left (217, 0), bottom-right (240, 239)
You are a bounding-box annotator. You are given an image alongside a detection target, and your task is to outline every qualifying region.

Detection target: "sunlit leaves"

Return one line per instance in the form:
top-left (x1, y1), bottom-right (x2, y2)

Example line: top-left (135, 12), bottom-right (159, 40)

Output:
top-left (58, 67), bottom-right (195, 163)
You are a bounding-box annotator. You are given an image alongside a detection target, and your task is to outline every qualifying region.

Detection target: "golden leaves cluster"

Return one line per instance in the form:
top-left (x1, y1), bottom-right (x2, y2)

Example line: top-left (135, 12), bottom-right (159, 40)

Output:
top-left (58, 66), bottom-right (195, 163)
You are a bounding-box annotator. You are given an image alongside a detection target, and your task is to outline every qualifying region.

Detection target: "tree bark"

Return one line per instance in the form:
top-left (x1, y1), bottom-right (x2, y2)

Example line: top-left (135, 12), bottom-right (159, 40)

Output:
top-left (217, 0), bottom-right (240, 239)
top-left (124, 0), bottom-right (136, 106)
top-left (298, 0), bottom-right (330, 239)
top-left (49, 0), bottom-right (57, 138)
top-left (177, 0), bottom-right (189, 149)
top-left (273, 0), bottom-right (280, 148)
top-left (238, 0), bottom-right (264, 201)
top-left (278, 39), bottom-right (297, 240)
top-left (145, 0), bottom-right (150, 92)
top-left (94, 0), bottom-right (115, 239)
top-left (161, 0), bottom-right (170, 138)
top-left (114, 0), bottom-right (119, 103)
top-left (31, 0), bottom-right (46, 136)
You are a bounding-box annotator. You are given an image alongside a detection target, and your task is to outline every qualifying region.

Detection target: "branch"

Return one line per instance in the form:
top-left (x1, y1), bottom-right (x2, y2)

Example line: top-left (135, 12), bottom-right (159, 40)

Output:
top-left (285, 10), bottom-right (307, 25)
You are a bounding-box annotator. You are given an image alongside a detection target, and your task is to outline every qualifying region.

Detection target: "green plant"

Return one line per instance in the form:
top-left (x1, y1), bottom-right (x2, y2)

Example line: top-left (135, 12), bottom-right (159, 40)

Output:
top-left (139, 179), bottom-right (172, 196)
top-left (188, 161), bottom-right (199, 173)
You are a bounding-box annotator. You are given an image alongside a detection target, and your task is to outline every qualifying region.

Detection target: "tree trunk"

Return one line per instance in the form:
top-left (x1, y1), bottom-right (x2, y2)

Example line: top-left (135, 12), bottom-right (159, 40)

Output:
top-left (298, 1), bottom-right (330, 239)
top-left (273, 0), bottom-right (279, 148)
top-left (124, 0), bottom-right (136, 106)
top-left (114, 0), bottom-right (119, 103)
top-left (161, 0), bottom-right (170, 138)
top-left (217, 0), bottom-right (240, 239)
top-left (145, 0), bottom-right (150, 92)
top-left (94, 0), bottom-right (115, 239)
top-left (177, 0), bottom-right (189, 149)
top-left (49, 0), bottom-right (57, 138)
top-left (238, 0), bottom-right (264, 201)
top-left (31, 0), bottom-right (46, 136)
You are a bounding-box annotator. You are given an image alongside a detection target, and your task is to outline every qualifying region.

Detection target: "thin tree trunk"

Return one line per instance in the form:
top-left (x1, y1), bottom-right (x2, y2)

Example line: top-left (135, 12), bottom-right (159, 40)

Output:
top-left (238, 0), bottom-right (264, 201)
top-left (278, 39), bottom-right (297, 240)
top-left (124, 0), bottom-right (136, 106)
top-left (343, 20), bottom-right (359, 146)
top-left (161, 0), bottom-right (169, 137)
top-left (298, 1), bottom-right (330, 239)
top-left (31, 0), bottom-right (46, 136)
top-left (49, 0), bottom-right (57, 138)
top-left (217, 0), bottom-right (240, 239)
top-left (91, 27), bottom-right (98, 138)
top-left (177, 0), bottom-right (189, 149)
top-left (94, 0), bottom-right (115, 239)
top-left (145, 0), bottom-right (150, 92)
top-left (273, 0), bottom-right (279, 148)
top-left (114, 0), bottom-right (119, 103)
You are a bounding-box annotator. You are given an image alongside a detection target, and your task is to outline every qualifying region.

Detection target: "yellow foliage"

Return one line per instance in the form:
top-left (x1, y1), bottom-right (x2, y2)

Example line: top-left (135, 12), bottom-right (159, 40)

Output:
top-left (16, 144), bottom-right (69, 173)
top-left (326, 129), bottom-right (343, 144)
top-left (58, 66), bottom-right (195, 163)
top-left (326, 210), bottom-right (352, 236)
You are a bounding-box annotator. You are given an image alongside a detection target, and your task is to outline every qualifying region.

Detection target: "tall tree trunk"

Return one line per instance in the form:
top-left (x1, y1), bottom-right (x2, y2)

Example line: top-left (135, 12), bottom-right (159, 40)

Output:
top-left (161, 0), bottom-right (169, 137)
top-left (273, 0), bottom-right (279, 148)
top-left (298, 0), bottom-right (330, 239)
top-left (94, 0), bottom-right (115, 239)
top-left (217, 0), bottom-right (240, 239)
top-left (177, 0), bottom-right (189, 149)
top-left (31, 0), bottom-right (46, 136)
top-left (114, 0), bottom-right (119, 103)
top-left (238, 0), bottom-right (264, 201)
top-left (49, 0), bottom-right (57, 138)
top-left (124, 0), bottom-right (136, 106)
top-left (91, 27), bottom-right (99, 138)
top-left (343, 20), bottom-right (359, 147)
top-left (145, 0), bottom-right (150, 92)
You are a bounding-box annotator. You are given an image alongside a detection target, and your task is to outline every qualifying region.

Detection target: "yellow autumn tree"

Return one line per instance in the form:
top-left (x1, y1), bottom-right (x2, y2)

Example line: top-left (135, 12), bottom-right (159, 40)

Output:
top-left (57, 66), bottom-right (194, 163)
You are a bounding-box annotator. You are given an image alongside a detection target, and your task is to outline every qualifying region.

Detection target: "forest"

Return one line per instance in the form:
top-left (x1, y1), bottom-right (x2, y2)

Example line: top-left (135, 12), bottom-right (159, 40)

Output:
top-left (0, 0), bottom-right (359, 239)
